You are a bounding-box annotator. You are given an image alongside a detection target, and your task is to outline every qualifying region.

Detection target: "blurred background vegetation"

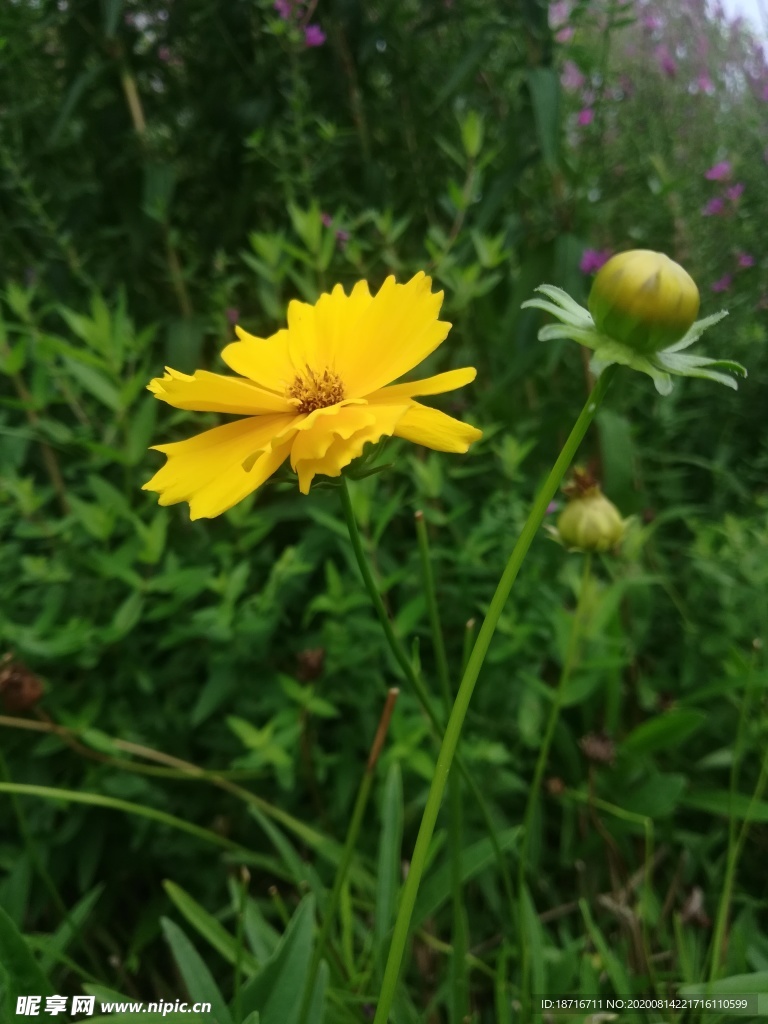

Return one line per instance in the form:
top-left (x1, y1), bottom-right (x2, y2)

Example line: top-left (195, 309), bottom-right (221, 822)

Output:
top-left (0, 0), bottom-right (767, 1021)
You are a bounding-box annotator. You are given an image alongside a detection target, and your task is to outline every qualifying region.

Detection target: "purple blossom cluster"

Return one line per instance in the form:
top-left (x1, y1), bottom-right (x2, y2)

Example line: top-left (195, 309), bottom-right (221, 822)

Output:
top-left (274, 0), bottom-right (326, 48)
top-left (701, 161), bottom-right (746, 216)
top-left (557, 0), bottom-right (765, 305)
top-left (321, 212), bottom-right (350, 247)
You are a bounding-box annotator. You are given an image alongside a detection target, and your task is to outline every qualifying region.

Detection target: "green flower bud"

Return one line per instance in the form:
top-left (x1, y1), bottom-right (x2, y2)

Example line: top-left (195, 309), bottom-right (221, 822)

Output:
top-left (556, 486), bottom-right (626, 553)
top-left (588, 250), bottom-right (700, 353)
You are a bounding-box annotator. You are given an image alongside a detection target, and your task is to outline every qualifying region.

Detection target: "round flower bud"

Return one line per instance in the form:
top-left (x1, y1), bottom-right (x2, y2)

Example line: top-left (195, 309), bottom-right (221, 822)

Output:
top-left (556, 488), bottom-right (626, 553)
top-left (588, 250), bottom-right (700, 353)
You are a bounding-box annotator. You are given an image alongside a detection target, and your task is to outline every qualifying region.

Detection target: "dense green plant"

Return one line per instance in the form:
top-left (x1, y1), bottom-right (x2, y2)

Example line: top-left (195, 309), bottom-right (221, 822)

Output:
top-left (1, 0), bottom-right (767, 1022)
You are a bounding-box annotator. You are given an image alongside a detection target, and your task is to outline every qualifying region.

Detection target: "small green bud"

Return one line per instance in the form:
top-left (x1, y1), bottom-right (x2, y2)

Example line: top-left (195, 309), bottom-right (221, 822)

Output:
top-left (588, 250), bottom-right (700, 353)
top-left (555, 472), bottom-right (626, 553)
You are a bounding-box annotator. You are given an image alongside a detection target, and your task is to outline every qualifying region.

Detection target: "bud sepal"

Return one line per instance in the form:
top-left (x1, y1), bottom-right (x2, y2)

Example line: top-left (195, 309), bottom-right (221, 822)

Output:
top-left (522, 283), bottom-right (746, 396)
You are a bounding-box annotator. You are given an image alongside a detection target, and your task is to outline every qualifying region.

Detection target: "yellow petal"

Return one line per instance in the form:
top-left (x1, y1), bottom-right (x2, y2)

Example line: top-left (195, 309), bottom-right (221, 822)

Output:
top-left (337, 273), bottom-right (451, 397)
top-left (289, 404), bottom-right (375, 468)
top-left (291, 404), bottom-right (407, 494)
top-left (221, 327), bottom-right (296, 393)
top-left (393, 403), bottom-right (483, 453)
top-left (366, 366), bottom-right (477, 404)
top-left (148, 367), bottom-right (293, 414)
top-left (143, 414), bottom-right (298, 516)
top-left (188, 440), bottom-right (294, 520)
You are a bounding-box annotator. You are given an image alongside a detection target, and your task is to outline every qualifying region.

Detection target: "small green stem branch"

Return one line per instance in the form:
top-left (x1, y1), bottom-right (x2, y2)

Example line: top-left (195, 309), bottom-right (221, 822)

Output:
top-left (517, 552), bottom-right (592, 1006)
top-left (299, 688), bottom-right (399, 1024)
top-left (373, 364), bottom-right (618, 1024)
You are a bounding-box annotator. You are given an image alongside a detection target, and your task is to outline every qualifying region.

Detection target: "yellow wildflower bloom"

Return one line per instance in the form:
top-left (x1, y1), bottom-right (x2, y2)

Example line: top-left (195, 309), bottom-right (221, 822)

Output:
top-left (143, 273), bottom-right (482, 519)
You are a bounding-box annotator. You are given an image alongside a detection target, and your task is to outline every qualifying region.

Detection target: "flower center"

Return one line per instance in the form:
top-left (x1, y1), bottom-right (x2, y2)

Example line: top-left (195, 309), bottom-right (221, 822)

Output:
top-left (287, 366), bottom-right (345, 414)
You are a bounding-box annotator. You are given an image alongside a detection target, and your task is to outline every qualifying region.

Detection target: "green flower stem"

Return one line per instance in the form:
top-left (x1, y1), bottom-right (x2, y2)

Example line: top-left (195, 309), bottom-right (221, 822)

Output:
top-left (415, 510), bottom-right (468, 1023)
top-left (299, 689), bottom-right (399, 1024)
top-left (517, 552), bottom-right (592, 1010)
top-left (340, 480), bottom-right (517, 931)
top-left (373, 364), bottom-right (618, 1024)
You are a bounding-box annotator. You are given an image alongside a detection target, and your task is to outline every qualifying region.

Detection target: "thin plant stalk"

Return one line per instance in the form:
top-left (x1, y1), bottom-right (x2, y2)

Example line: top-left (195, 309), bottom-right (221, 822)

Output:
top-left (340, 480), bottom-right (517, 929)
top-left (298, 689), bottom-right (399, 1024)
top-left (415, 509), bottom-right (468, 1022)
top-left (373, 364), bottom-right (618, 1024)
top-left (517, 552), bottom-right (592, 1007)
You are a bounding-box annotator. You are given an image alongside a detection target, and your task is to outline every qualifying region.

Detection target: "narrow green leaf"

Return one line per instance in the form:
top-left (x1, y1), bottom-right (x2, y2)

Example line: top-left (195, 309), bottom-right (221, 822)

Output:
top-left (162, 882), bottom-right (259, 975)
top-left (238, 895), bottom-right (316, 1024)
top-left (0, 903), bottom-right (53, 1021)
top-left (161, 918), bottom-right (232, 1024)
top-left (683, 790), bottom-right (768, 822)
top-left (39, 884), bottom-right (104, 974)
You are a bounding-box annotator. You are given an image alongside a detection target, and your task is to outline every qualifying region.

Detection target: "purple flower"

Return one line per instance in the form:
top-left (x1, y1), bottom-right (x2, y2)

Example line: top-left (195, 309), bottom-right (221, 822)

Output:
top-left (737, 252), bottom-right (755, 268)
top-left (701, 197), bottom-right (724, 217)
top-left (549, 1), bottom-right (570, 29)
top-left (158, 45), bottom-right (171, 62)
top-left (642, 13), bottom-right (663, 31)
top-left (546, 501), bottom-right (560, 515)
top-left (711, 274), bottom-right (732, 293)
top-left (655, 45), bottom-right (677, 78)
top-left (556, 26), bottom-right (574, 43)
top-left (304, 24), bottom-right (326, 47)
top-left (696, 72), bottom-right (715, 94)
top-left (577, 108), bottom-right (594, 126)
top-left (561, 60), bottom-right (585, 91)
top-left (705, 161), bottom-right (731, 181)
top-left (336, 229), bottom-right (350, 245)
top-left (726, 182), bottom-right (745, 202)
top-left (579, 248), bottom-right (612, 274)
top-left (321, 212), bottom-right (333, 228)
top-left (274, 0), bottom-right (293, 18)
top-left (225, 307), bottom-right (240, 325)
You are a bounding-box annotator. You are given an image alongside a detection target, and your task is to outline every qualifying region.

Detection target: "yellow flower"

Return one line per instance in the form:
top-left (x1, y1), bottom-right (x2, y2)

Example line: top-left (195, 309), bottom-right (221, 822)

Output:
top-left (143, 273), bottom-right (482, 519)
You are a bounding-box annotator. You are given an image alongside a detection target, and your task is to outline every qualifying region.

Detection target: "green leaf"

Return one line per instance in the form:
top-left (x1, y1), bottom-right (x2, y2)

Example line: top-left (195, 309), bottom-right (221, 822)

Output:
top-left (106, 591), bottom-right (144, 641)
top-left (683, 790), bottom-right (768, 822)
top-left (579, 898), bottom-right (632, 993)
top-left (64, 358), bottom-right (122, 412)
top-left (39, 885), bottom-right (104, 975)
top-left (238, 896), bottom-right (316, 1024)
top-left (616, 772), bottom-right (687, 818)
top-left (161, 918), bottom-right (232, 1024)
top-left (162, 882), bottom-right (260, 975)
top-left (0, 903), bottom-right (53, 1021)
top-left (622, 710), bottom-right (707, 757)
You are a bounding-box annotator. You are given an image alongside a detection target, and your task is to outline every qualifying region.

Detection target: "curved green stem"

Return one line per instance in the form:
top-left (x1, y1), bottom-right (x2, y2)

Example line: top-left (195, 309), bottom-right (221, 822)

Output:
top-left (373, 364), bottom-right (618, 1023)
top-left (517, 552), bottom-right (592, 1009)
